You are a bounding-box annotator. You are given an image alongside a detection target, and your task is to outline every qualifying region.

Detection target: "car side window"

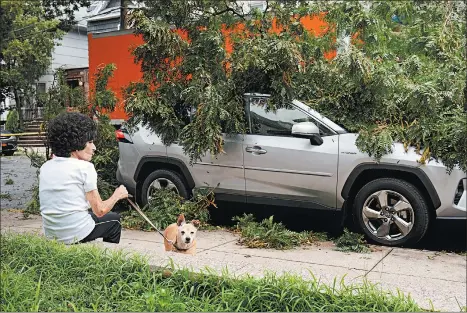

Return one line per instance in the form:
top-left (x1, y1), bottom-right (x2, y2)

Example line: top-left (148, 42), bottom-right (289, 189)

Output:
top-left (247, 97), bottom-right (333, 137)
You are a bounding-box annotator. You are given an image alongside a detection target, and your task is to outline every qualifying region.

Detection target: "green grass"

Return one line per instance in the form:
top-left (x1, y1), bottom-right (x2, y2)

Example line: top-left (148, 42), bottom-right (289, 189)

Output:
top-left (0, 233), bottom-right (427, 312)
top-left (0, 193), bottom-right (12, 200)
top-left (4, 178), bottom-right (14, 185)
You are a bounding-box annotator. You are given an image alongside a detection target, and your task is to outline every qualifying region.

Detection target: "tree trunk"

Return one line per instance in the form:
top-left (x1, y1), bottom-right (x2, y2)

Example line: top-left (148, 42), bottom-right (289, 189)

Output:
top-left (13, 88), bottom-right (23, 130)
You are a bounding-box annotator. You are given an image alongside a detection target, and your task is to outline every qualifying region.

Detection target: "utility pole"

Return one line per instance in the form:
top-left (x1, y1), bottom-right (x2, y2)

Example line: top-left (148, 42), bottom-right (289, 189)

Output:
top-left (120, 0), bottom-right (127, 30)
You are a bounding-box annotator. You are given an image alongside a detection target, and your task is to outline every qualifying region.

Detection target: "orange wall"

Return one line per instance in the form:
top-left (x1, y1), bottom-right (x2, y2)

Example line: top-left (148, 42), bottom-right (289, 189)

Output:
top-left (88, 14), bottom-right (336, 122)
top-left (88, 32), bottom-right (144, 121)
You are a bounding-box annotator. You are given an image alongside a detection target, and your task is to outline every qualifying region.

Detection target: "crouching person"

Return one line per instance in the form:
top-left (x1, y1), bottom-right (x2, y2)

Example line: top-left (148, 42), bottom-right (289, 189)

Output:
top-left (39, 112), bottom-right (128, 244)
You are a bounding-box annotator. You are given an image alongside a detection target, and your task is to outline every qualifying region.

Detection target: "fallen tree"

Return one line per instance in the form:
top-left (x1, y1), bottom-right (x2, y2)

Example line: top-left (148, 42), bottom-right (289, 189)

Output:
top-left (125, 1), bottom-right (466, 172)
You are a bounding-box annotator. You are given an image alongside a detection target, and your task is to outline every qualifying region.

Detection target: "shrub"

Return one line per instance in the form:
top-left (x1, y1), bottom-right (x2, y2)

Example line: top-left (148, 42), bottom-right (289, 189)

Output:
top-left (91, 115), bottom-right (119, 200)
top-left (5, 109), bottom-right (20, 133)
top-left (23, 148), bottom-right (47, 218)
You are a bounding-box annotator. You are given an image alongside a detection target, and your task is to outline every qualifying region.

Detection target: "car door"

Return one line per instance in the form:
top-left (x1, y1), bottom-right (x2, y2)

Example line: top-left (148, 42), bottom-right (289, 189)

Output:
top-left (192, 133), bottom-right (246, 202)
top-left (166, 131), bottom-right (246, 202)
top-left (243, 96), bottom-right (339, 210)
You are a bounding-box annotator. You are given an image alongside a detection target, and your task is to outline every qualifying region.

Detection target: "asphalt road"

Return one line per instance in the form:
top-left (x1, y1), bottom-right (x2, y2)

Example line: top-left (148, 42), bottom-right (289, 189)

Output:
top-left (1, 155), bottom-right (465, 253)
top-left (0, 155), bottom-right (37, 210)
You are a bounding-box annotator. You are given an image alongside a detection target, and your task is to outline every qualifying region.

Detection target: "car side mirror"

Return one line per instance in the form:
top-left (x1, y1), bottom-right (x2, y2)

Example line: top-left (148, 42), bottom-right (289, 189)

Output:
top-left (291, 122), bottom-right (323, 146)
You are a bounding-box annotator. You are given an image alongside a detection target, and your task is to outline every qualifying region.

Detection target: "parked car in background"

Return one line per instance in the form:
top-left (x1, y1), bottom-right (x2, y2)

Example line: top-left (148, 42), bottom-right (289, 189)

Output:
top-left (0, 128), bottom-right (18, 156)
top-left (115, 93), bottom-right (467, 247)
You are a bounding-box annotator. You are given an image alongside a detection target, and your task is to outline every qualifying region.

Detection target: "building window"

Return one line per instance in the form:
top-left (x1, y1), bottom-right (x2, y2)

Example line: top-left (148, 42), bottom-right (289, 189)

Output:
top-left (35, 83), bottom-right (46, 107)
top-left (36, 83), bottom-right (46, 95)
top-left (249, 2), bottom-right (265, 12)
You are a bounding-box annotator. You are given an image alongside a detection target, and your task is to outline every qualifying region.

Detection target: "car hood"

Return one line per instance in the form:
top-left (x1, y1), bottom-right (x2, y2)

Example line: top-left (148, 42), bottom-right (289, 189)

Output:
top-left (338, 133), bottom-right (451, 169)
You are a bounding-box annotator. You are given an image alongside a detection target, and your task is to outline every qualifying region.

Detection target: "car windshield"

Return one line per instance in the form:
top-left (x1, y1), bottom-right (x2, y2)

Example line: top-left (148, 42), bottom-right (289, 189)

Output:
top-left (292, 99), bottom-right (348, 133)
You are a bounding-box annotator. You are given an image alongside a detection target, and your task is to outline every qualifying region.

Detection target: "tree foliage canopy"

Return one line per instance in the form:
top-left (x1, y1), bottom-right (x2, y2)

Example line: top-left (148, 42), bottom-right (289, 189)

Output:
top-left (1, 1), bottom-right (62, 94)
top-left (0, 0), bottom-right (89, 125)
top-left (125, 0), bottom-right (466, 172)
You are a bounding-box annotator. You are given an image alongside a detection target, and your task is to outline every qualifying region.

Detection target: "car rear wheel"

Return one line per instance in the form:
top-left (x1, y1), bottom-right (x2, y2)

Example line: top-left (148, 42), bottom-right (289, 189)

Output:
top-left (2, 151), bottom-right (14, 156)
top-left (353, 178), bottom-right (430, 246)
top-left (140, 169), bottom-right (190, 207)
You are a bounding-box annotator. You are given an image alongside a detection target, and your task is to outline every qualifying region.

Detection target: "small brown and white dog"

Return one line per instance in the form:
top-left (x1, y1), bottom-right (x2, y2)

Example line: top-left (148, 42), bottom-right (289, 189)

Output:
top-left (163, 214), bottom-right (200, 255)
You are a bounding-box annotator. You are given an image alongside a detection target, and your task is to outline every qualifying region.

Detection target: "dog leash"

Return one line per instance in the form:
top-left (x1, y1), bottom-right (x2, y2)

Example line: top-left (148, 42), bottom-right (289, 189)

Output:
top-left (98, 179), bottom-right (187, 250)
top-left (126, 198), bottom-right (169, 240)
top-left (125, 197), bottom-right (187, 251)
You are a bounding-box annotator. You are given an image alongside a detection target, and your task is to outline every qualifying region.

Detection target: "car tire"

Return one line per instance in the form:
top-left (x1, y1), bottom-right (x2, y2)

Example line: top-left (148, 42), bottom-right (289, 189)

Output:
top-left (3, 151), bottom-right (14, 156)
top-left (353, 178), bottom-right (430, 246)
top-left (140, 169), bottom-right (190, 207)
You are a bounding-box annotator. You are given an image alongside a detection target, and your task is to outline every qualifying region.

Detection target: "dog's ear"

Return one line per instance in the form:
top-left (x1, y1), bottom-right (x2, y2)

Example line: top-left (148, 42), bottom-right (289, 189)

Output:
top-left (191, 220), bottom-right (200, 228)
top-left (177, 214), bottom-right (186, 226)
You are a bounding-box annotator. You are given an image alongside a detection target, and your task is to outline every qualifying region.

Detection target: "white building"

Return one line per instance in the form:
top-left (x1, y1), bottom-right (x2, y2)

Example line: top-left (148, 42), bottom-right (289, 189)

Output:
top-left (36, 7), bottom-right (90, 93)
top-left (18, 7), bottom-right (91, 121)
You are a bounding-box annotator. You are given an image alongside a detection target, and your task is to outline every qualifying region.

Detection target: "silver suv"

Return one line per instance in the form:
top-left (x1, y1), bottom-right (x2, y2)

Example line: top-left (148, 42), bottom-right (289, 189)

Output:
top-left (116, 93), bottom-right (466, 246)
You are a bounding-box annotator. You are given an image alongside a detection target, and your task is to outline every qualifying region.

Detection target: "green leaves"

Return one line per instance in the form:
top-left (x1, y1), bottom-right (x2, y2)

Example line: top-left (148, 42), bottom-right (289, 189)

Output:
top-left (232, 214), bottom-right (327, 250)
top-left (125, 84), bottom-right (184, 146)
top-left (92, 64), bottom-right (117, 112)
top-left (86, 65), bottom-right (120, 198)
top-left (334, 229), bottom-right (371, 253)
top-left (1, 1), bottom-right (63, 92)
top-left (356, 124), bottom-right (395, 160)
top-left (1, 0), bottom-right (88, 127)
top-left (5, 109), bottom-right (20, 133)
top-left (121, 188), bottom-right (212, 230)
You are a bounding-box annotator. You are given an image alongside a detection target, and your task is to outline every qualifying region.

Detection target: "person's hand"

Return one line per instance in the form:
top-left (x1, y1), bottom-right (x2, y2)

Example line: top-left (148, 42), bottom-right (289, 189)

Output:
top-left (114, 185), bottom-right (129, 200)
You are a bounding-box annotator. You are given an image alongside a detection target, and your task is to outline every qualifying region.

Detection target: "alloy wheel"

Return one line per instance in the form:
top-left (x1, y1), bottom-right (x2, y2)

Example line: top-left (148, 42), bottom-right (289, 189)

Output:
top-left (361, 190), bottom-right (414, 241)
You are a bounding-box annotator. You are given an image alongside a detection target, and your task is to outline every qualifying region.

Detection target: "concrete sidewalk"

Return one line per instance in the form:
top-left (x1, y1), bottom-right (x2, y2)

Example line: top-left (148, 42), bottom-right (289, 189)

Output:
top-left (1, 211), bottom-right (466, 311)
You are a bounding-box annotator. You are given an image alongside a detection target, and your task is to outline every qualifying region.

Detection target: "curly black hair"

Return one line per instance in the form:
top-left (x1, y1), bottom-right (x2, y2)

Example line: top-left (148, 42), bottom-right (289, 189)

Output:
top-left (48, 112), bottom-right (97, 157)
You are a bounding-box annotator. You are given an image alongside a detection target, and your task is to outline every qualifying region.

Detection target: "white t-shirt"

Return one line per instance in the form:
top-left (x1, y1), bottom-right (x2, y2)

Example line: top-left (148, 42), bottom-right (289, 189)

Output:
top-left (39, 157), bottom-right (97, 244)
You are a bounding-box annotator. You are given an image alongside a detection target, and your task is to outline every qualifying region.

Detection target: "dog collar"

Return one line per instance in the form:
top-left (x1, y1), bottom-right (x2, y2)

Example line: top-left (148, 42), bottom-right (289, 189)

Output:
top-left (172, 242), bottom-right (193, 251)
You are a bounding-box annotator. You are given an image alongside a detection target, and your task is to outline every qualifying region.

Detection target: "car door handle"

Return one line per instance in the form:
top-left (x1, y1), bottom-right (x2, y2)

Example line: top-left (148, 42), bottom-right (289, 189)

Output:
top-left (245, 146), bottom-right (267, 154)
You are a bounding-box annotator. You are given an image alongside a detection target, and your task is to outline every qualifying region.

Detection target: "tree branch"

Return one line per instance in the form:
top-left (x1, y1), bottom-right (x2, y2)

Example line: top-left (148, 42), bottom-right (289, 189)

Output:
top-left (264, 0), bottom-right (270, 15)
top-left (212, 3), bottom-right (246, 20)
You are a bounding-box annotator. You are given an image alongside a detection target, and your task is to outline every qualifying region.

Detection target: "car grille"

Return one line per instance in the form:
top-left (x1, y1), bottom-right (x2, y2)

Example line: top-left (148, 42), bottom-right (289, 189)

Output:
top-left (454, 179), bottom-right (465, 205)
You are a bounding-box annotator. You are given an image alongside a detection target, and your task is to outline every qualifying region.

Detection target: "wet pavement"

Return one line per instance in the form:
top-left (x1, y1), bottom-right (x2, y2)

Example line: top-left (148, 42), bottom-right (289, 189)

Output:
top-left (0, 155), bottom-right (38, 210)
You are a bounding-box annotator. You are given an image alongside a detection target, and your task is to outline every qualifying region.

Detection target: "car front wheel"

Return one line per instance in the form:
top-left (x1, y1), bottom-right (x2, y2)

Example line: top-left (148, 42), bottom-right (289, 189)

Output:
top-left (140, 169), bottom-right (190, 207)
top-left (353, 178), bottom-right (430, 246)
